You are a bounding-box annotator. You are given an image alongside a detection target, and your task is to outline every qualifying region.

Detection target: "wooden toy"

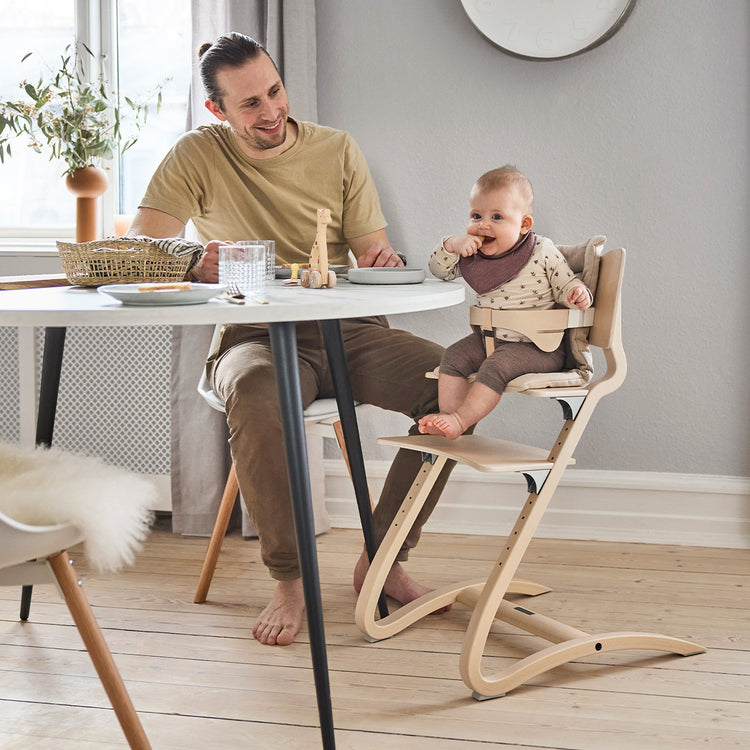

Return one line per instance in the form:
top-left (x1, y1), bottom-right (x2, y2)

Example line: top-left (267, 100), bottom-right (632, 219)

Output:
top-left (301, 208), bottom-right (337, 289)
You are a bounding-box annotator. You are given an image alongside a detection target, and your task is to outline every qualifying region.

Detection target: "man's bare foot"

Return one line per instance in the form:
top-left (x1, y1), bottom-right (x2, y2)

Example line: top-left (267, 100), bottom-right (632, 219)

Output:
top-left (419, 412), bottom-right (464, 439)
top-left (252, 578), bottom-right (305, 646)
top-left (353, 550), bottom-right (451, 613)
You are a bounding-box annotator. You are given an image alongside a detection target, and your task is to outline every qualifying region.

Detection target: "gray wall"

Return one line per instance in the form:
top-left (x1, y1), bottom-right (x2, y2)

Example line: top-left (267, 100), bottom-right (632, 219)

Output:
top-left (315, 0), bottom-right (750, 477)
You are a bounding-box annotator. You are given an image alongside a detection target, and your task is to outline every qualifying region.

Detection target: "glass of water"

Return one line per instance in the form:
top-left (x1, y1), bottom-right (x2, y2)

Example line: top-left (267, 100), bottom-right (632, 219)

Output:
top-left (246, 239), bottom-right (276, 281)
top-left (218, 242), bottom-right (266, 294)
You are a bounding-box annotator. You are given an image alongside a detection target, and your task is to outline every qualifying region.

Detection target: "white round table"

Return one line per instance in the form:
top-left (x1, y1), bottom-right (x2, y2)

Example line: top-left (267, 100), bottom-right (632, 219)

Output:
top-left (0, 277), bottom-right (464, 749)
top-left (0, 277), bottom-right (464, 326)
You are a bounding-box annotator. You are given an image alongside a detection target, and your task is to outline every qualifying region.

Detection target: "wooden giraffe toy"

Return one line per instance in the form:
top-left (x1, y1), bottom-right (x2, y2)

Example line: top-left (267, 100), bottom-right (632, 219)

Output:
top-left (301, 208), bottom-right (337, 289)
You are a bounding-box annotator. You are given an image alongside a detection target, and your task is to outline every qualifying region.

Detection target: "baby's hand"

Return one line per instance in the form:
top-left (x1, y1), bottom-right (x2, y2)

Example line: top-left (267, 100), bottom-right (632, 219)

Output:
top-left (568, 285), bottom-right (592, 310)
top-left (444, 235), bottom-right (483, 257)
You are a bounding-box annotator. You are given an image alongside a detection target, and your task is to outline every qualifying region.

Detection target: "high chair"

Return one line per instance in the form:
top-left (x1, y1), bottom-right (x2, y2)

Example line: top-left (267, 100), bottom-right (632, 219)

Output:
top-left (355, 239), bottom-right (705, 700)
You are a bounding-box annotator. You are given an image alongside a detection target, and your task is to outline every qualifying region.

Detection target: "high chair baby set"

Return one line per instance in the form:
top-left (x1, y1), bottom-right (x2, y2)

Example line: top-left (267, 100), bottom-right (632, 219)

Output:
top-left (355, 237), bottom-right (705, 699)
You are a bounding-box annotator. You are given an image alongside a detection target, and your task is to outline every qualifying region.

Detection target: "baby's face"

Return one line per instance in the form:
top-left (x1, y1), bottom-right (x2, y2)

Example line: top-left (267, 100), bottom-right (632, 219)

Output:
top-left (467, 186), bottom-right (532, 257)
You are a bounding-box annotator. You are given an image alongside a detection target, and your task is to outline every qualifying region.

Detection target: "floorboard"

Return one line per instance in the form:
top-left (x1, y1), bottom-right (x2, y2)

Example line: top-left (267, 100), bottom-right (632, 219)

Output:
top-left (1, 526), bottom-right (748, 749)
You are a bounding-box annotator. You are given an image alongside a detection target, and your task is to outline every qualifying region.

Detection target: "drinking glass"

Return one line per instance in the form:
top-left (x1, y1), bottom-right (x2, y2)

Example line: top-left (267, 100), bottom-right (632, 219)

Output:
top-left (218, 242), bottom-right (266, 294)
top-left (247, 239), bottom-right (276, 281)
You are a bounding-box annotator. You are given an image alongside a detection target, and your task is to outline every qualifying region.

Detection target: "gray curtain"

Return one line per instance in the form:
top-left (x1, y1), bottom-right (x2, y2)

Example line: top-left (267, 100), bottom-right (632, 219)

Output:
top-left (170, 0), bottom-right (323, 536)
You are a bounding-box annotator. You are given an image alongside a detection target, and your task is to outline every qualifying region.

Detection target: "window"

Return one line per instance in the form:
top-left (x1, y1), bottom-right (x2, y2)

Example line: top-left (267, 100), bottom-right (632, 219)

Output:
top-left (0, 1), bottom-right (76, 236)
top-left (116, 0), bottom-right (191, 218)
top-left (0, 0), bottom-right (191, 241)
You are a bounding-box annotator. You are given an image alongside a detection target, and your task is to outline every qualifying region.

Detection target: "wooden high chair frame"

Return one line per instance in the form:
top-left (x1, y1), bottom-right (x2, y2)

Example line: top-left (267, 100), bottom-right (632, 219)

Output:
top-left (355, 247), bottom-right (705, 700)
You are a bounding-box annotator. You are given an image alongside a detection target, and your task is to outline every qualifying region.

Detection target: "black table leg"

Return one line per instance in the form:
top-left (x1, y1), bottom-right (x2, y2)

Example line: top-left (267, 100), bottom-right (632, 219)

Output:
top-left (320, 320), bottom-right (388, 620)
top-left (21, 326), bottom-right (67, 621)
top-left (35, 327), bottom-right (67, 447)
top-left (268, 321), bottom-right (335, 750)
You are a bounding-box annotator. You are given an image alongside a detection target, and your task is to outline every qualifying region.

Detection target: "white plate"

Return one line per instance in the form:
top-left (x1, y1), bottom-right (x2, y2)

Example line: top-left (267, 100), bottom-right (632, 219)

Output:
top-left (346, 267), bottom-right (426, 285)
top-left (98, 283), bottom-right (227, 306)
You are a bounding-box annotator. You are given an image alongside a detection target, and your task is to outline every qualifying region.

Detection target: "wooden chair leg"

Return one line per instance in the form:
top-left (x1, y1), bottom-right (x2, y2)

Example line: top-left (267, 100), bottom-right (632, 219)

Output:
top-left (332, 419), bottom-right (374, 511)
top-left (194, 463), bottom-right (239, 603)
top-left (47, 551), bottom-right (151, 750)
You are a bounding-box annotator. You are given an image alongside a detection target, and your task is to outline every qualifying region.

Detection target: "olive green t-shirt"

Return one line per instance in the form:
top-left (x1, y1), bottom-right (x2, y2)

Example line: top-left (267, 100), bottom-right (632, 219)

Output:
top-left (139, 119), bottom-right (387, 265)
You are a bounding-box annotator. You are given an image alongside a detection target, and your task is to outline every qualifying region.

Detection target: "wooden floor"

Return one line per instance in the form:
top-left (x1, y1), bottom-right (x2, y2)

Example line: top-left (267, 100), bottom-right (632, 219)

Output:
top-left (1, 521), bottom-right (749, 749)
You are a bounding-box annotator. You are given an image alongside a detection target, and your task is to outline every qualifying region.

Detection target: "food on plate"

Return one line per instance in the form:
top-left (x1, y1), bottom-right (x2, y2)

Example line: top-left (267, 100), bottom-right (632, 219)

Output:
top-left (138, 281), bottom-right (192, 292)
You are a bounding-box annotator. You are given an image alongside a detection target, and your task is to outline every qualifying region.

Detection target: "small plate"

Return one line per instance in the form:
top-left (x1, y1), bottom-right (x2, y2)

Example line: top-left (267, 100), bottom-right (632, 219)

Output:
top-left (99, 283), bottom-right (227, 306)
top-left (275, 264), bottom-right (349, 279)
top-left (346, 267), bottom-right (426, 285)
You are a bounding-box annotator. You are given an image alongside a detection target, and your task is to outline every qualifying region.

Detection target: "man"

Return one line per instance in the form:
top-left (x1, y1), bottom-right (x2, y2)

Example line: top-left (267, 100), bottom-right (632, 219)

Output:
top-left (130, 32), bottom-right (458, 646)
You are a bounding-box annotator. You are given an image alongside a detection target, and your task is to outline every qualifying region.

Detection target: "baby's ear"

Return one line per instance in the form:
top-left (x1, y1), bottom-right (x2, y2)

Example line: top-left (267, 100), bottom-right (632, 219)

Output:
top-left (521, 214), bottom-right (534, 233)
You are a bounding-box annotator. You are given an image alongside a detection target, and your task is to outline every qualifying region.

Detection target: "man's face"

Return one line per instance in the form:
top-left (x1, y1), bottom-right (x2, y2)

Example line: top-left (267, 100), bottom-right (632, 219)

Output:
top-left (207, 53), bottom-right (291, 158)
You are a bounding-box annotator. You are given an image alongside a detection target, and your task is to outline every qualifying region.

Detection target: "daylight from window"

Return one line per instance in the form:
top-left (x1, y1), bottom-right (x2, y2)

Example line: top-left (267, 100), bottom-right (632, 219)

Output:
top-left (0, 0), bottom-right (190, 239)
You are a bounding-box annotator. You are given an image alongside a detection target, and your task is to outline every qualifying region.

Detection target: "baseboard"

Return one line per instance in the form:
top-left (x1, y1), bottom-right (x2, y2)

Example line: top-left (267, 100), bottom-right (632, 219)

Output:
top-left (324, 459), bottom-right (750, 550)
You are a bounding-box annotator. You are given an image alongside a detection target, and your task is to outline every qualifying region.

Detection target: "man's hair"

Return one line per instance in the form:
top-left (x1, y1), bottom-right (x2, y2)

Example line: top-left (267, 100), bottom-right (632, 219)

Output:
top-left (198, 32), bottom-right (279, 110)
top-left (474, 165), bottom-right (534, 213)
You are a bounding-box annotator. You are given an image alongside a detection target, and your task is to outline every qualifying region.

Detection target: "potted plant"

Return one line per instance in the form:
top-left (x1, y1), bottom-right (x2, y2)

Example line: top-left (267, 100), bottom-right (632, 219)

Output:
top-left (0, 42), bottom-right (162, 240)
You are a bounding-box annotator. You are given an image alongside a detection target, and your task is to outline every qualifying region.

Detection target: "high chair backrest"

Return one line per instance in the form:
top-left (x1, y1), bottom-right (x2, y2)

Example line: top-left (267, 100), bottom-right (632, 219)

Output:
top-left (588, 247), bottom-right (624, 351)
top-left (583, 247), bottom-right (627, 402)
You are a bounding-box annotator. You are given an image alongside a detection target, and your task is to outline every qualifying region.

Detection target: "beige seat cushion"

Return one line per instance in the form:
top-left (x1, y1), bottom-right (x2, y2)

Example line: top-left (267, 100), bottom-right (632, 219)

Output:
top-left (505, 235), bottom-right (605, 392)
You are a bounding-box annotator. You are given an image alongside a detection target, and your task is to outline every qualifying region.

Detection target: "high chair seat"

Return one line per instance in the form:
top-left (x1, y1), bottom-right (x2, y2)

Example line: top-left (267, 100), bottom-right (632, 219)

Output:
top-left (355, 244), bottom-right (706, 701)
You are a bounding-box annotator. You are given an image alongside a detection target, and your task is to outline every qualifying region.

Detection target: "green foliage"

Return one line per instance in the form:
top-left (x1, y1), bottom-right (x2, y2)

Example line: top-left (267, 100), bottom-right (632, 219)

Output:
top-left (0, 43), bottom-right (164, 176)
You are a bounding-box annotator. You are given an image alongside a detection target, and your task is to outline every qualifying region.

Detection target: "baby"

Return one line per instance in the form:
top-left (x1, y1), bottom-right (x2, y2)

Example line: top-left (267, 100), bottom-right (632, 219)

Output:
top-left (419, 165), bottom-right (591, 439)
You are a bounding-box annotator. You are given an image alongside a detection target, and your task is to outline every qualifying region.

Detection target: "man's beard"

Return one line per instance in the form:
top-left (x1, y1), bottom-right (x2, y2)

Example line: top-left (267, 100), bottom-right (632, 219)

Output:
top-left (239, 117), bottom-right (288, 152)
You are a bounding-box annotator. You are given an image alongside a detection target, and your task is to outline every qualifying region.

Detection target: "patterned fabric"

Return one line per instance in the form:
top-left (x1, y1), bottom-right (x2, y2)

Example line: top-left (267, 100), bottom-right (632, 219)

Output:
top-left (116, 235), bottom-right (204, 257)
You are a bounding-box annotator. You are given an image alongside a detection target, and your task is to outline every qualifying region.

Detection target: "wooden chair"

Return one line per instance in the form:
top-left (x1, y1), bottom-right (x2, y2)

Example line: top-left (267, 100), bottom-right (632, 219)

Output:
top-left (193, 323), bottom-right (371, 604)
top-left (355, 245), bottom-right (706, 699)
top-left (0, 448), bottom-right (151, 749)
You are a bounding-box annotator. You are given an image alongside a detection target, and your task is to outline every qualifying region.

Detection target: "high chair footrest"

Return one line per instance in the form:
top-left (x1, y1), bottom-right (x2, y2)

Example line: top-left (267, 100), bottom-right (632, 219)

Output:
top-left (377, 434), bottom-right (575, 473)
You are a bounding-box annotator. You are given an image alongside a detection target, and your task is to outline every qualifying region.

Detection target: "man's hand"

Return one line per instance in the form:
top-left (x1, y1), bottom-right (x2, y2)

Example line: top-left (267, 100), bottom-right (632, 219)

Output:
top-left (188, 240), bottom-right (223, 282)
top-left (356, 240), bottom-right (404, 268)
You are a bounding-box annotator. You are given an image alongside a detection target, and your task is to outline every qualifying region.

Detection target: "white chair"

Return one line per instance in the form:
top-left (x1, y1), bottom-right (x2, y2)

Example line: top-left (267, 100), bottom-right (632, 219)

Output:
top-left (0, 442), bottom-right (153, 749)
top-left (194, 323), bottom-right (371, 603)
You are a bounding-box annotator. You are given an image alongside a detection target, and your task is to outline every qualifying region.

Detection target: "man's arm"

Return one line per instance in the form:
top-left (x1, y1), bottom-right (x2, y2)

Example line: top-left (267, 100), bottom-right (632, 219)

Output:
top-left (128, 207), bottom-right (219, 282)
top-left (128, 207), bottom-right (185, 239)
top-left (348, 229), bottom-right (405, 268)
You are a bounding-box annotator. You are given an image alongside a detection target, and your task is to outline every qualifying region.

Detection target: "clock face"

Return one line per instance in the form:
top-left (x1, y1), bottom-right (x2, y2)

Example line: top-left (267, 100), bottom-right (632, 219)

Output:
top-left (459, 0), bottom-right (637, 61)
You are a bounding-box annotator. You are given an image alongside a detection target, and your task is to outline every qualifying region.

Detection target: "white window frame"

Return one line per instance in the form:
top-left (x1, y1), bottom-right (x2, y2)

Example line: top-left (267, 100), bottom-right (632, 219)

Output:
top-left (77, 0), bottom-right (118, 238)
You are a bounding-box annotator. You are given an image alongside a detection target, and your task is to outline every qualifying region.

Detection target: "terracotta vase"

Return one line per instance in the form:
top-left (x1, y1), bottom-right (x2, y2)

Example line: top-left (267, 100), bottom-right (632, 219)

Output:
top-left (65, 165), bottom-right (109, 242)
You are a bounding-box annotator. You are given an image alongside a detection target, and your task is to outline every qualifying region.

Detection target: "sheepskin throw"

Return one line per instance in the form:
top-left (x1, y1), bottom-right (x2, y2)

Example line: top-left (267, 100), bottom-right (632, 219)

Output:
top-left (0, 441), bottom-right (155, 572)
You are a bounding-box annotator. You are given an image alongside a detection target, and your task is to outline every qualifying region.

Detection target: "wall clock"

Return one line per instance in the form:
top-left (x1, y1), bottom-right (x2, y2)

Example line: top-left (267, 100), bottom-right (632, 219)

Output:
top-left (459, 0), bottom-right (637, 61)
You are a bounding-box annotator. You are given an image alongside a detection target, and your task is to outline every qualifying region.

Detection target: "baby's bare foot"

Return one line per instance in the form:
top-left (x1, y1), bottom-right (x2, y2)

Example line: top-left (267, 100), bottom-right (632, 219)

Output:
top-left (252, 578), bottom-right (305, 646)
top-left (418, 414), bottom-right (445, 435)
top-left (424, 412), bottom-right (464, 440)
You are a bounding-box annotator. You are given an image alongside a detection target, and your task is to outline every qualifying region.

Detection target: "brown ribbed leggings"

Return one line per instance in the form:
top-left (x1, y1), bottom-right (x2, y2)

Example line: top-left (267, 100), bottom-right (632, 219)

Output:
top-left (440, 331), bottom-right (566, 395)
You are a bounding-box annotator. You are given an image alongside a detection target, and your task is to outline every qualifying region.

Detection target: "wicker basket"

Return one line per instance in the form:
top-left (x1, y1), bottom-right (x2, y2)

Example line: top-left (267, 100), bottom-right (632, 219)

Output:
top-left (57, 239), bottom-right (194, 287)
